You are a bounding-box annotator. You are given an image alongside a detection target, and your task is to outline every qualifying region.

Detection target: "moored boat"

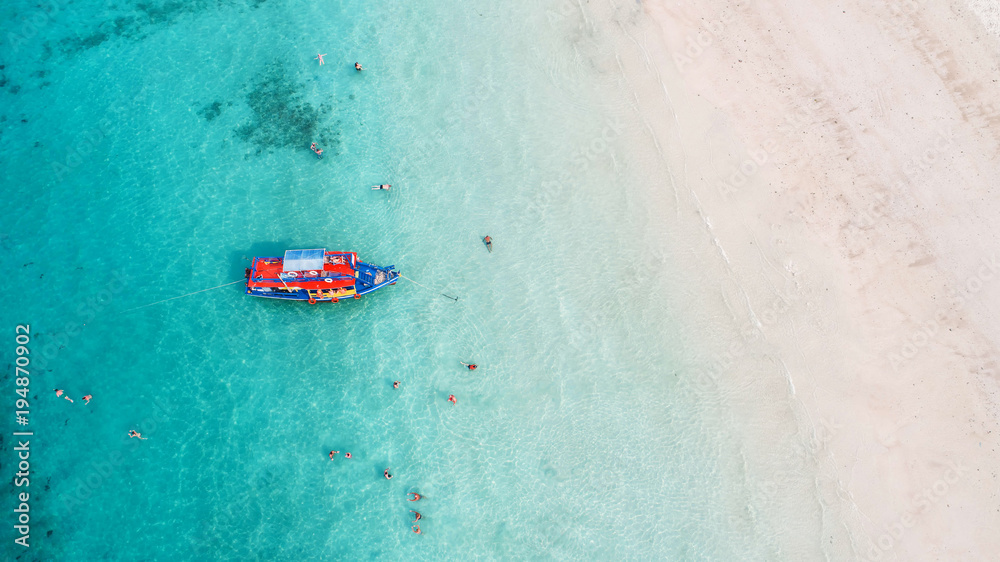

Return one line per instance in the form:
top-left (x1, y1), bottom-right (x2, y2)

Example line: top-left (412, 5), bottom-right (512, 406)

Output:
top-left (245, 249), bottom-right (398, 303)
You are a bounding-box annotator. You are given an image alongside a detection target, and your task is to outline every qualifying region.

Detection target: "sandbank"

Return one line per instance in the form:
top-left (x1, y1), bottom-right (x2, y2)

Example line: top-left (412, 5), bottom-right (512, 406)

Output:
top-left (584, 0), bottom-right (1000, 558)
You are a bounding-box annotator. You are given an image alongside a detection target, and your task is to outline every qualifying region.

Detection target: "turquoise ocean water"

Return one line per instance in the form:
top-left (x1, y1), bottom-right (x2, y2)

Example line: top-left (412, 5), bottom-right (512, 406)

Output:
top-left (0, 0), bottom-right (817, 559)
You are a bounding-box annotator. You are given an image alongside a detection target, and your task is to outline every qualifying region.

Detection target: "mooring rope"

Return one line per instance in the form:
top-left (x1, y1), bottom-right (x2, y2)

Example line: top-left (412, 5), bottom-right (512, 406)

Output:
top-left (398, 274), bottom-right (459, 301)
top-left (116, 279), bottom-right (246, 315)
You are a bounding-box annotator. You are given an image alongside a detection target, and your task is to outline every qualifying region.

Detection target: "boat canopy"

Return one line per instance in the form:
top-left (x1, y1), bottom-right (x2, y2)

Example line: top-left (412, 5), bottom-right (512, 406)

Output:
top-left (283, 249), bottom-right (325, 272)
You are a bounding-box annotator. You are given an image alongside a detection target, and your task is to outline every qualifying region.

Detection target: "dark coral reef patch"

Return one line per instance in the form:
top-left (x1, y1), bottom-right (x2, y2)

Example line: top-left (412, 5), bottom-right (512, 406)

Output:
top-left (234, 63), bottom-right (339, 154)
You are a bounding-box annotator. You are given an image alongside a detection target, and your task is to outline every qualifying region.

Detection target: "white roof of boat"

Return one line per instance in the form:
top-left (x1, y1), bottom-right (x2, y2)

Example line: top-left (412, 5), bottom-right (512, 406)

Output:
top-left (283, 249), bottom-right (325, 272)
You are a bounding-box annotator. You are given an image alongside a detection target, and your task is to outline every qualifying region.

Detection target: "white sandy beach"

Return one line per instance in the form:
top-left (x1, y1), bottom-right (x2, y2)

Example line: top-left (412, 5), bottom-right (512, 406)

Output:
top-left (572, 0), bottom-right (1000, 558)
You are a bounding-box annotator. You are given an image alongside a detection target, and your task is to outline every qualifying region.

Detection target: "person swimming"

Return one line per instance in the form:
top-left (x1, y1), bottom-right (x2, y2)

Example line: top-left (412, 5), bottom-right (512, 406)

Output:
top-left (483, 236), bottom-right (493, 252)
top-left (82, 394), bottom-right (92, 404)
top-left (128, 430), bottom-right (147, 440)
top-left (384, 468), bottom-right (393, 479)
top-left (345, 452), bottom-right (352, 459)
top-left (412, 524), bottom-right (421, 534)
top-left (407, 492), bottom-right (421, 501)
top-left (410, 511), bottom-right (421, 522)
top-left (447, 394), bottom-right (457, 405)
top-left (355, 62), bottom-right (363, 71)
top-left (329, 450), bottom-right (338, 460)
top-left (393, 381), bottom-right (400, 389)
top-left (53, 389), bottom-right (73, 403)
top-left (371, 184), bottom-right (391, 190)
top-left (316, 53), bottom-right (327, 65)
top-left (461, 362), bottom-right (478, 371)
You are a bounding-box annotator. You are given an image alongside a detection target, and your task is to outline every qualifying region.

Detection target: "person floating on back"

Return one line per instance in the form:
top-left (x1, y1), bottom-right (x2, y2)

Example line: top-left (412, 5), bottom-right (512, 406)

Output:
top-left (371, 184), bottom-right (391, 190)
top-left (483, 236), bottom-right (492, 253)
top-left (53, 389), bottom-right (73, 403)
top-left (128, 430), bottom-right (147, 440)
top-left (315, 53), bottom-right (327, 65)
top-left (461, 362), bottom-right (478, 371)
top-left (355, 62), bottom-right (363, 71)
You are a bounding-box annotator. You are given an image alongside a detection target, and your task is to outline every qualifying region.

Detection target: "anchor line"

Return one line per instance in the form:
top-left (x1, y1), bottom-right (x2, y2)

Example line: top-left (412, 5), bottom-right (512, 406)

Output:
top-left (398, 274), bottom-right (459, 301)
top-left (116, 280), bottom-right (246, 315)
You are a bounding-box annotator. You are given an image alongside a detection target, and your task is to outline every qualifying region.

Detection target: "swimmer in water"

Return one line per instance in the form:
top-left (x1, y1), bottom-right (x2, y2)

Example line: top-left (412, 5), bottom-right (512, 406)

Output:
top-left (410, 511), bottom-right (421, 522)
top-left (384, 468), bottom-right (392, 480)
top-left (407, 492), bottom-right (421, 501)
top-left (393, 381), bottom-right (400, 389)
top-left (128, 430), bottom-right (147, 440)
top-left (461, 362), bottom-right (478, 371)
top-left (447, 394), bottom-right (457, 405)
top-left (53, 389), bottom-right (73, 403)
top-left (82, 394), bottom-right (92, 405)
top-left (315, 53), bottom-right (327, 65)
top-left (371, 184), bottom-right (391, 190)
top-left (345, 452), bottom-right (352, 459)
top-left (329, 450), bottom-right (338, 460)
top-left (412, 524), bottom-right (421, 534)
top-left (355, 62), bottom-right (363, 71)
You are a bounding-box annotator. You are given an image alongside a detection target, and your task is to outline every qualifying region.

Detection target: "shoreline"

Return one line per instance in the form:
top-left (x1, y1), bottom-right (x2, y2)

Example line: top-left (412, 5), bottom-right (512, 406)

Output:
top-left (582, 0), bottom-right (1000, 558)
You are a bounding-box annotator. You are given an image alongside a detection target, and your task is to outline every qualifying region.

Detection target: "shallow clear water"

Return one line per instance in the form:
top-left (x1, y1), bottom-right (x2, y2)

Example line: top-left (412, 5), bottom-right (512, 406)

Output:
top-left (1, 0), bottom-right (796, 559)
